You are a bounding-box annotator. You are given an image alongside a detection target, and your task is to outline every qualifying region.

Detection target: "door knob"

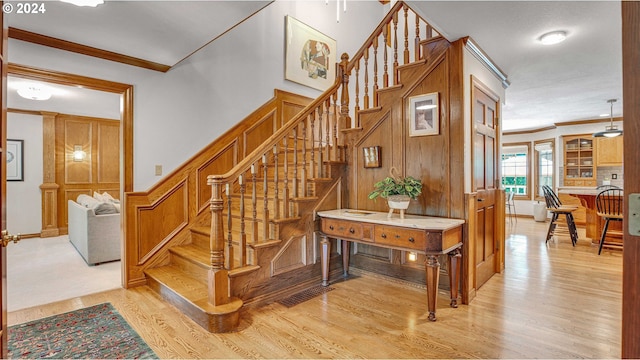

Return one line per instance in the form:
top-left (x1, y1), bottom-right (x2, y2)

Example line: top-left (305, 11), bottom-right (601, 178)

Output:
top-left (1, 230), bottom-right (22, 247)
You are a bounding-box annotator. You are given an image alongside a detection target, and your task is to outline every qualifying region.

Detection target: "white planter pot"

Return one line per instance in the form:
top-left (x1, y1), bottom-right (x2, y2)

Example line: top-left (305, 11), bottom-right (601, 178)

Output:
top-left (387, 195), bottom-right (410, 210)
top-left (387, 195), bottom-right (410, 219)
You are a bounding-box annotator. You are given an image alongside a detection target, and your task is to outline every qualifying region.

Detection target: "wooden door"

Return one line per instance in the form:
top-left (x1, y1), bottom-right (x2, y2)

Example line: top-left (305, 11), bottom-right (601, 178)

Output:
top-left (0, 3), bottom-right (7, 356)
top-left (472, 80), bottom-right (500, 289)
top-left (622, 2), bottom-right (640, 357)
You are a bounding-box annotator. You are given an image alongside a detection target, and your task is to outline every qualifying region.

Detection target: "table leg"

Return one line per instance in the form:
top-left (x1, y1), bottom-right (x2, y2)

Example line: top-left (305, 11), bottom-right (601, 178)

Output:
top-left (425, 254), bottom-right (441, 321)
top-left (342, 240), bottom-right (351, 278)
top-left (448, 248), bottom-right (462, 308)
top-left (321, 234), bottom-right (330, 286)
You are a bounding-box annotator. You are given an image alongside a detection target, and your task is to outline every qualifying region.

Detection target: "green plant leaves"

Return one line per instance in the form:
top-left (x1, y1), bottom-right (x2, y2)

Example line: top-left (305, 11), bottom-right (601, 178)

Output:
top-left (367, 176), bottom-right (422, 200)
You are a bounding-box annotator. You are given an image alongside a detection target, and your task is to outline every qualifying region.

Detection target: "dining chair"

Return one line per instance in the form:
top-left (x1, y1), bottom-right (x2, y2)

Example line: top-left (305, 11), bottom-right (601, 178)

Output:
top-left (505, 191), bottom-right (517, 224)
top-left (542, 185), bottom-right (579, 246)
top-left (595, 188), bottom-right (624, 255)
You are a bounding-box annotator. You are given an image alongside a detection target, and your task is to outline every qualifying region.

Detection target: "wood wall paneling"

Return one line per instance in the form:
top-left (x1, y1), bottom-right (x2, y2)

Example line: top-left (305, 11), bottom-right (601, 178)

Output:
top-left (197, 141), bottom-right (238, 212)
top-left (243, 111), bottom-right (276, 157)
top-left (54, 115), bottom-right (120, 233)
top-left (404, 59), bottom-right (449, 217)
top-left (137, 182), bottom-right (189, 262)
top-left (97, 122), bottom-right (120, 184)
top-left (64, 120), bottom-right (92, 184)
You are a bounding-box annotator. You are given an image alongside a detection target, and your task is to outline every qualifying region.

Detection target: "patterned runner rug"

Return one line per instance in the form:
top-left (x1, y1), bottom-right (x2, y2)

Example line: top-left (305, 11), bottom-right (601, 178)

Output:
top-left (8, 302), bottom-right (157, 359)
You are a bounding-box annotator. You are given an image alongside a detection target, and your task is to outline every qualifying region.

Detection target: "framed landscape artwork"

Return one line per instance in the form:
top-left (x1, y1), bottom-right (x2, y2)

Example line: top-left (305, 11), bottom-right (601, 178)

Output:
top-left (408, 92), bottom-right (439, 137)
top-left (285, 15), bottom-right (337, 91)
top-left (6, 139), bottom-right (24, 181)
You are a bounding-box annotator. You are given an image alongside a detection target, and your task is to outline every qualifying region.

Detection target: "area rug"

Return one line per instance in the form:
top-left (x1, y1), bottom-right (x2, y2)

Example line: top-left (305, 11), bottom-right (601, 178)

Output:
top-left (8, 302), bottom-right (157, 359)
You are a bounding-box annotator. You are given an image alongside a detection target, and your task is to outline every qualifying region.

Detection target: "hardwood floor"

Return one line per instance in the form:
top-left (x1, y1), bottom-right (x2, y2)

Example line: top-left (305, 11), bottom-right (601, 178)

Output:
top-left (8, 218), bottom-right (622, 359)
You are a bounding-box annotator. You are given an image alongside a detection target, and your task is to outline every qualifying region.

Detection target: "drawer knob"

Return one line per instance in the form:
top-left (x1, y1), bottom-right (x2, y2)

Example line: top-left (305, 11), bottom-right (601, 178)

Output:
top-left (329, 225), bottom-right (334, 230)
top-left (408, 237), bottom-right (415, 243)
top-left (349, 228), bottom-right (355, 234)
top-left (381, 233), bottom-right (387, 238)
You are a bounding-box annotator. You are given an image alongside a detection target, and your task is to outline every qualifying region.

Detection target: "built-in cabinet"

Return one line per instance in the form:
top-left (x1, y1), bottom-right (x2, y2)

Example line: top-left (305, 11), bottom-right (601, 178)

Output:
top-left (563, 135), bottom-right (596, 186)
top-left (596, 135), bottom-right (624, 166)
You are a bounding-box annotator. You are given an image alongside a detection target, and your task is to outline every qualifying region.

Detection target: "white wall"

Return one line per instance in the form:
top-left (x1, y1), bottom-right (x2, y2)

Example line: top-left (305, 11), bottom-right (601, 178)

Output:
top-left (7, 113), bottom-right (43, 235)
top-left (7, 0), bottom-right (385, 191)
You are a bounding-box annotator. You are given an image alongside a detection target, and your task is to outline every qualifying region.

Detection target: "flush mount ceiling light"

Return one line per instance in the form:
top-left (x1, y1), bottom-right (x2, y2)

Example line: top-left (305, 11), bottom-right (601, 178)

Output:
top-left (17, 84), bottom-right (52, 101)
top-left (593, 99), bottom-right (623, 138)
top-left (539, 30), bottom-right (567, 45)
top-left (60, 0), bottom-right (104, 7)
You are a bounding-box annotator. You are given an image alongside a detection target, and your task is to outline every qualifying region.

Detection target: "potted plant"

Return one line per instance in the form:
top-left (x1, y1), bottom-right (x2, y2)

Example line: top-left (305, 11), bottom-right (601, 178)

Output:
top-left (368, 169), bottom-right (422, 218)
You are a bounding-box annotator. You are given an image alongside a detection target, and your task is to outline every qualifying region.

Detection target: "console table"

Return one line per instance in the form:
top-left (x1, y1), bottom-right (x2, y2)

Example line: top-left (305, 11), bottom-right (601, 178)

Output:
top-left (317, 209), bottom-right (465, 321)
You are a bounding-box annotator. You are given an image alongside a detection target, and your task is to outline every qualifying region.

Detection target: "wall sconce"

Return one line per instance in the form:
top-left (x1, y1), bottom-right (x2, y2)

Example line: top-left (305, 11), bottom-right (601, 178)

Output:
top-left (73, 145), bottom-right (86, 162)
top-left (408, 252), bottom-right (417, 262)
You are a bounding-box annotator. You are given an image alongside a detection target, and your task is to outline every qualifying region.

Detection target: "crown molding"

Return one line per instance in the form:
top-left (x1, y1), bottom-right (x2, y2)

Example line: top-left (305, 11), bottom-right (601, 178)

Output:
top-left (9, 27), bottom-right (171, 73)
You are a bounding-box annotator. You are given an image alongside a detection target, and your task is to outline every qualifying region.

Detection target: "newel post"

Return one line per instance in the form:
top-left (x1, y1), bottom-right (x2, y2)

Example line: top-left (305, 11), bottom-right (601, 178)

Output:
top-left (339, 52), bottom-right (353, 128)
top-left (208, 175), bottom-right (230, 306)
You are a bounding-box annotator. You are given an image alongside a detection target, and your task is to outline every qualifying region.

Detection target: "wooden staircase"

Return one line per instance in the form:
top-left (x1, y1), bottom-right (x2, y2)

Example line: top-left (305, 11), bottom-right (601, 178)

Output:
top-left (137, 1), bottom-right (451, 333)
top-left (144, 148), bottom-right (346, 331)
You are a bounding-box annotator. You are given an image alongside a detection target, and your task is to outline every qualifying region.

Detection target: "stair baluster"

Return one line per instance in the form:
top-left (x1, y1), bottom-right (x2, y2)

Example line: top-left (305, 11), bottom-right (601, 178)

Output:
top-left (251, 164), bottom-right (258, 247)
top-left (226, 183), bottom-right (233, 270)
top-left (364, 48), bottom-right (370, 110)
top-left (332, 92), bottom-right (340, 161)
top-left (293, 126), bottom-right (299, 199)
top-left (392, 10), bottom-right (399, 85)
top-left (414, 14), bottom-right (421, 61)
top-left (301, 118), bottom-right (308, 197)
top-left (325, 98), bottom-right (331, 166)
top-left (239, 175), bottom-right (246, 267)
top-left (403, 5), bottom-right (409, 64)
top-left (283, 135), bottom-right (290, 217)
top-left (310, 111), bottom-right (316, 180)
top-left (262, 155), bottom-right (269, 240)
top-left (373, 36), bottom-right (379, 107)
top-left (383, 25), bottom-right (389, 88)
top-left (273, 145), bottom-right (280, 219)
top-left (317, 104), bottom-right (324, 178)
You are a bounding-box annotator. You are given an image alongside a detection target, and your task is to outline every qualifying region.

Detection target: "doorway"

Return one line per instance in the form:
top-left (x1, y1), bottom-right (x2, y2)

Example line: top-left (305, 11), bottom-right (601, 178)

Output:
top-left (5, 64), bottom-right (133, 309)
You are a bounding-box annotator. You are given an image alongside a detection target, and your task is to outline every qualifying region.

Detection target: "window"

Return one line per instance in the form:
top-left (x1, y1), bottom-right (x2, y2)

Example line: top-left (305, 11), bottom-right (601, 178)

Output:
top-left (501, 143), bottom-right (531, 199)
top-left (534, 139), bottom-right (555, 200)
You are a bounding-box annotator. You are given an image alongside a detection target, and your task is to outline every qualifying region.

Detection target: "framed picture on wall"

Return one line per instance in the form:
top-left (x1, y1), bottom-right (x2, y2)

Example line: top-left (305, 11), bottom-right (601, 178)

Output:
top-left (408, 92), bottom-right (440, 137)
top-left (285, 15), bottom-right (337, 91)
top-left (363, 146), bottom-right (381, 168)
top-left (6, 139), bottom-right (24, 181)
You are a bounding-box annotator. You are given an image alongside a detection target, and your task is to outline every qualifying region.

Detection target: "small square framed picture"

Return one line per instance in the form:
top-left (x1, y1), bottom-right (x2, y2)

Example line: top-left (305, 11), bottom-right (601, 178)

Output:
top-left (409, 92), bottom-right (439, 137)
top-left (363, 146), bottom-right (381, 168)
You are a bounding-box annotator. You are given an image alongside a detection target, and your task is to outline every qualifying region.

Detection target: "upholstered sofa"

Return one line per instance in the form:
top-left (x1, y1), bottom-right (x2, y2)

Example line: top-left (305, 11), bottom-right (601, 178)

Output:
top-left (68, 198), bottom-right (121, 265)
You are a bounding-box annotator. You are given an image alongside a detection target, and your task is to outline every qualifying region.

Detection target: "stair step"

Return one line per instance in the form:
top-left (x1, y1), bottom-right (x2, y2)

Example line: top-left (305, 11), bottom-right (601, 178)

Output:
top-left (170, 244), bottom-right (210, 269)
top-left (145, 265), bottom-right (242, 333)
top-left (229, 264), bottom-right (261, 278)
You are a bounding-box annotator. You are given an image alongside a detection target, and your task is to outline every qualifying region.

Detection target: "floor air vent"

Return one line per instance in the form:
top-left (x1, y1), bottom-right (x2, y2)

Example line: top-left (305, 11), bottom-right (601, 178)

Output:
top-left (277, 285), bottom-right (335, 308)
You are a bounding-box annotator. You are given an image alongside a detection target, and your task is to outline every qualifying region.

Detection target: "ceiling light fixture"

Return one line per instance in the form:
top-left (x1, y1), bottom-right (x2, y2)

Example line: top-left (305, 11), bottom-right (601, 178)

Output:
top-left (539, 30), bottom-right (567, 45)
top-left (17, 84), bottom-right (52, 101)
top-left (60, 0), bottom-right (104, 7)
top-left (593, 99), bottom-right (622, 138)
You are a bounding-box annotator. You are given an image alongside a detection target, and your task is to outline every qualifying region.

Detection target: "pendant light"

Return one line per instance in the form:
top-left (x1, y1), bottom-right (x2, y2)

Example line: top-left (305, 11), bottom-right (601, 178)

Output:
top-left (593, 99), bottom-right (622, 138)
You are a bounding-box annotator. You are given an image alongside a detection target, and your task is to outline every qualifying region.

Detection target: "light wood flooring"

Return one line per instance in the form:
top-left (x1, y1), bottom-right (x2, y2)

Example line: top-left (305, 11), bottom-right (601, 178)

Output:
top-left (8, 218), bottom-right (622, 359)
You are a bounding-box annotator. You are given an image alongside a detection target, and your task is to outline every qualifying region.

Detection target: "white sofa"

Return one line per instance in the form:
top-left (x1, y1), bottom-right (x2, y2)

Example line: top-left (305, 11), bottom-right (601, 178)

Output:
top-left (68, 199), bottom-right (121, 265)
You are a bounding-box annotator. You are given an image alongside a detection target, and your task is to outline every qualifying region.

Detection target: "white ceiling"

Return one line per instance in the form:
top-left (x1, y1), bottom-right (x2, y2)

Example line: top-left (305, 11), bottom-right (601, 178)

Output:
top-left (5, 0), bottom-right (623, 132)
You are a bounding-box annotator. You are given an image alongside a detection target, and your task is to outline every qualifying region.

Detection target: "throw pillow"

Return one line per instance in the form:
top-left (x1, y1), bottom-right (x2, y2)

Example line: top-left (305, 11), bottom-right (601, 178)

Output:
top-left (94, 202), bottom-right (118, 215)
top-left (77, 194), bottom-right (101, 209)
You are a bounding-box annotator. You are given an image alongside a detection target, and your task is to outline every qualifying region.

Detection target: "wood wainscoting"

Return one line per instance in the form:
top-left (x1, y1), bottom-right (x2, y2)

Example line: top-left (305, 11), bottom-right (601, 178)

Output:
top-left (124, 89), bottom-right (312, 288)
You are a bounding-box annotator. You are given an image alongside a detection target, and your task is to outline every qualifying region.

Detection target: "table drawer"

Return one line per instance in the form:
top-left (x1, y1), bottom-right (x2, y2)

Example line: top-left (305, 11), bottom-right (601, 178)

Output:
top-left (374, 225), bottom-right (427, 250)
top-left (322, 218), bottom-right (364, 240)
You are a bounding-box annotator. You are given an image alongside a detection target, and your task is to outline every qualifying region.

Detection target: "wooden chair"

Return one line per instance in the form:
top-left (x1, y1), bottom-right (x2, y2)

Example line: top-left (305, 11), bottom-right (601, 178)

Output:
top-left (542, 185), bottom-right (579, 246)
top-left (595, 188), bottom-right (624, 255)
top-left (505, 191), bottom-right (517, 224)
